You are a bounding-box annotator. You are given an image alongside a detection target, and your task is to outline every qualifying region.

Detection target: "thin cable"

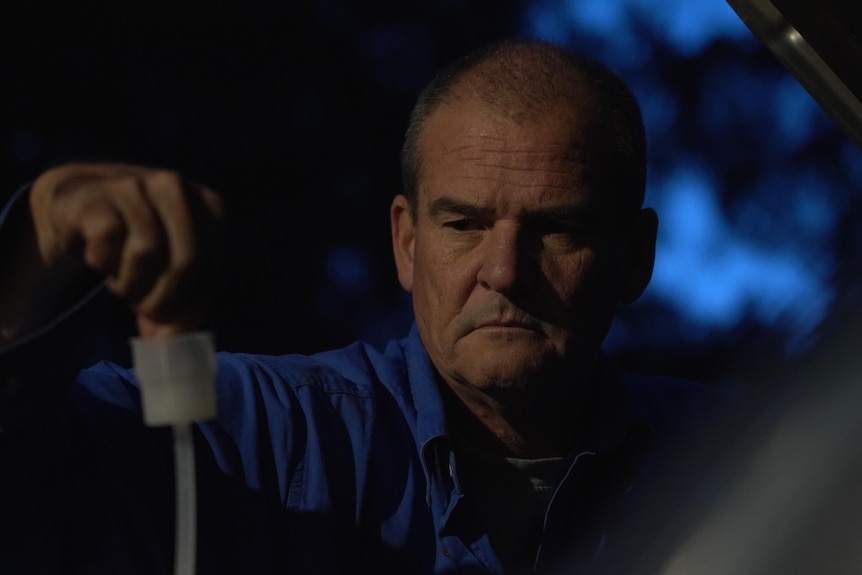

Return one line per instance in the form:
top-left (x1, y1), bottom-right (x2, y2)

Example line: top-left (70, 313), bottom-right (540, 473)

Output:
top-left (131, 331), bottom-right (217, 575)
top-left (173, 423), bottom-right (196, 575)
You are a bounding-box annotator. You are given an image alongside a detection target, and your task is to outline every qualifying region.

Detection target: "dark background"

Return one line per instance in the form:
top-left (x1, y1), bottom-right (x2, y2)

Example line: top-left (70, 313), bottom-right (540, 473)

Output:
top-left (4, 0), bottom-right (861, 400)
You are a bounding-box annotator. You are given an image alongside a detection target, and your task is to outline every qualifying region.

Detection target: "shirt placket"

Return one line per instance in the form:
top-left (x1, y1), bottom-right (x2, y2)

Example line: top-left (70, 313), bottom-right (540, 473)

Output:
top-left (426, 443), bottom-right (504, 574)
top-left (532, 432), bottom-right (645, 574)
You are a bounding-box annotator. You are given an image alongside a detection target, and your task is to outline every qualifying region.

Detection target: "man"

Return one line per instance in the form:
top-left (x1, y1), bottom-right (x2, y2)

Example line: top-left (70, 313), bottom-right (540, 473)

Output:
top-left (0, 41), bottom-right (719, 574)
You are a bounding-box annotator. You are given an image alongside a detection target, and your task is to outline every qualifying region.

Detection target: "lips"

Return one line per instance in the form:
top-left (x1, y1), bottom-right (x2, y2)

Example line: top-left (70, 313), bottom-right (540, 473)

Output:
top-left (460, 301), bottom-right (546, 337)
top-left (473, 317), bottom-right (543, 332)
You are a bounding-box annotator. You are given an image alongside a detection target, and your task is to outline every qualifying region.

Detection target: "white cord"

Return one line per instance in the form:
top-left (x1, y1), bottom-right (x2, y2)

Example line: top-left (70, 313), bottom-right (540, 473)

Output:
top-left (131, 331), bottom-right (218, 575)
top-left (173, 423), bottom-right (196, 575)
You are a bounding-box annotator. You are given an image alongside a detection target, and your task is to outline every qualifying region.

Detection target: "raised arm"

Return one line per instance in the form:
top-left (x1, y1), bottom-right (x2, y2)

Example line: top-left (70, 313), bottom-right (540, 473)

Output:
top-left (0, 163), bottom-right (224, 343)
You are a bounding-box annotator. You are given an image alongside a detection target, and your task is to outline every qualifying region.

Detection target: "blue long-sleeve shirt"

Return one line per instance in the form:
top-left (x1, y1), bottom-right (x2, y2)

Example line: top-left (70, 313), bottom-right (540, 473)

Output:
top-left (2, 323), bottom-right (722, 574)
top-left (0, 188), bottom-right (726, 574)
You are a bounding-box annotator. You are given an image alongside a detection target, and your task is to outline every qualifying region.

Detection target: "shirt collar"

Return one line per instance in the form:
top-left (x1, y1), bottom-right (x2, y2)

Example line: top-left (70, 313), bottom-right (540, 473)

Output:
top-left (399, 324), bottom-right (644, 501)
top-left (399, 324), bottom-right (450, 505)
top-left (578, 358), bottom-right (642, 455)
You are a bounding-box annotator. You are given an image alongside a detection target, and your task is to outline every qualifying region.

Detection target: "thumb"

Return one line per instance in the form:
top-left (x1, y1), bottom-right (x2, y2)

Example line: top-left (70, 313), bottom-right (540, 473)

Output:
top-left (136, 314), bottom-right (185, 338)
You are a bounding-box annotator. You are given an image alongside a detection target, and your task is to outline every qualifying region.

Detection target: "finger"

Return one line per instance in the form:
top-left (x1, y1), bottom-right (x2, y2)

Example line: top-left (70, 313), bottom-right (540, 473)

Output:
top-left (136, 314), bottom-right (186, 338)
top-left (106, 177), bottom-right (169, 303)
top-left (135, 172), bottom-right (204, 324)
top-left (34, 163), bottom-right (146, 265)
top-left (77, 200), bottom-right (126, 274)
top-left (136, 294), bottom-right (213, 336)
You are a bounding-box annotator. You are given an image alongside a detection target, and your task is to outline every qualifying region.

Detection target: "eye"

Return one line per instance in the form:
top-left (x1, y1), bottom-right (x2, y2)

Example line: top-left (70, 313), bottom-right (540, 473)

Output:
top-left (443, 218), bottom-right (485, 232)
top-left (534, 220), bottom-right (580, 237)
top-left (531, 220), bottom-right (591, 248)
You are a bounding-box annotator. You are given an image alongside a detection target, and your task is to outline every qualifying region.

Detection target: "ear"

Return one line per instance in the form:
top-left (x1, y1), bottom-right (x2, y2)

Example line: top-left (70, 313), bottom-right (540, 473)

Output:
top-left (620, 208), bottom-right (658, 304)
top-left (391, 194), bottom-right (416, 292)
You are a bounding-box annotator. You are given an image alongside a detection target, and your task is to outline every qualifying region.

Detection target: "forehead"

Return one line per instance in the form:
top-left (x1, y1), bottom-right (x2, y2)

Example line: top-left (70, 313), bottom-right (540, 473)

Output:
top-left (418, 100), bottom-right (604, 212)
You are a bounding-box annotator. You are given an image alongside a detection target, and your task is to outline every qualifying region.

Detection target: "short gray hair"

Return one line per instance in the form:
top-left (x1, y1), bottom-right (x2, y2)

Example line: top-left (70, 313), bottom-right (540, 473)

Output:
top-left (400, 40), bottom-right (647, 219)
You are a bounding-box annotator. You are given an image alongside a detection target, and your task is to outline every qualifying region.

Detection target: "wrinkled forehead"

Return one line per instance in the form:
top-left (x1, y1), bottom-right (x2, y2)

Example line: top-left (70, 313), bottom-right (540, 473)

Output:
top-left (418, 100), bottom-right (619, 212)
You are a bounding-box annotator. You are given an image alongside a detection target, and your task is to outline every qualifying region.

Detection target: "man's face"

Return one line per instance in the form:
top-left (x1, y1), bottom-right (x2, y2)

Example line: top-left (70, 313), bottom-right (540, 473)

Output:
top-left (391, 98), bottom-right (655, 396)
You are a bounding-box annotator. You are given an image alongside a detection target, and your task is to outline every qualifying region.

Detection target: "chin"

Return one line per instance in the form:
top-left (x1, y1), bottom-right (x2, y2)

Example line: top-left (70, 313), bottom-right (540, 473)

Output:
top-left (466, 359), bottom-right (555, 391)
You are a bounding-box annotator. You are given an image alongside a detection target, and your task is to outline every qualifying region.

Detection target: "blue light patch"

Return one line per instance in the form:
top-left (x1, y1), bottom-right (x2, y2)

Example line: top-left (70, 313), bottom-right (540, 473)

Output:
top-left (631, 0), bottom-right (749, 55)
top-left (325, 244), bottom-right (373, 298)
top-left (773, 76), bottom-right (820, 150)
top-left (566, 0), bottom-right (625, 33)
top-left (648, 168), bottom-right (832, 337)
top-left (525, 0), bottom-right (749, 55)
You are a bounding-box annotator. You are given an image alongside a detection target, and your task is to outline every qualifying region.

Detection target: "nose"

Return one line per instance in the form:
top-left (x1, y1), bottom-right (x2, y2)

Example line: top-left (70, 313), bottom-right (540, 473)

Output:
top-left (476, 224), bottom-right (536, 295)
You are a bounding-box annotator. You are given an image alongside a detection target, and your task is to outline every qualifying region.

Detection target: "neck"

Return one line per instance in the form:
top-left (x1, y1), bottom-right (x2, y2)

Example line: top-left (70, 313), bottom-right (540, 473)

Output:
top-left (439, 364), bottom-right (599, 459)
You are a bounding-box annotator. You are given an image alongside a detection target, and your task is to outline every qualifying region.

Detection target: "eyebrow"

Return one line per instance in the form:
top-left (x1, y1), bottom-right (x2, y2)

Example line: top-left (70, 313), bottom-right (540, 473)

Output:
top-left (427, 197), bottom-right (488, 219)
top-left (525, 205), bottom-right (597, 222)
top-left (427, 197), bottom-right (597, 221)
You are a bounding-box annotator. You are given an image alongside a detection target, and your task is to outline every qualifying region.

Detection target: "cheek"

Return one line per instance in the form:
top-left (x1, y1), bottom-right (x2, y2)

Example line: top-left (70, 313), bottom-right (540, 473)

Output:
top-left (415, 263), bottom-right (470, 327)
top-left (544, 251), bottom-right (594, 300)
top-left (411, 255), bottom-right (471, 363)
top-left (415, 236), bottom-right (476, 312)
top-left (544, 249), bottom-right (623, 319)
top-left (411, 249), bottom-right (455, 341)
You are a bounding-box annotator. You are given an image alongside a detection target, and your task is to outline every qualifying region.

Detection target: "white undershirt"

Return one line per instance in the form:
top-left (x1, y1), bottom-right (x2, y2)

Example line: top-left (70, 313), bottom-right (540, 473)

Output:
top-left (452, 434), bottom-right (575, 574)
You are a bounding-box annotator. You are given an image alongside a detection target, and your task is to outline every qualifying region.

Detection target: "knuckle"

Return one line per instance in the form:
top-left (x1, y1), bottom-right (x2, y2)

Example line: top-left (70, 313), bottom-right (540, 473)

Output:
top-left (109, 174), bottom-right (146, 200)
top-left (83, 209), bottom-right (124, 246)
top-left (124, 236), bottom-right (162, 266)
top-left (83, 244), bottom-right (113, 272)
top-left (143, 170), bottom-right (183, 194)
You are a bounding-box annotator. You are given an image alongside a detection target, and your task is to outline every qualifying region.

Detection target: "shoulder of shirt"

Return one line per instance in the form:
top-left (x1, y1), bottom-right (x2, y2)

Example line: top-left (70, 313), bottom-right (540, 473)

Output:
top-left (622, 371), bottom-right (717, 411)
top-left (619, 370), bottom-right (741, 440)
top-left (209, 336), bottom-right (415, 400)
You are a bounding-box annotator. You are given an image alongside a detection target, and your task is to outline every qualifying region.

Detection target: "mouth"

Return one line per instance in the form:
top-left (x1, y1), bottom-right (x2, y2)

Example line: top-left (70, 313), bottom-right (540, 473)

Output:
top-left (473, 318), bottom-right (543, 334)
